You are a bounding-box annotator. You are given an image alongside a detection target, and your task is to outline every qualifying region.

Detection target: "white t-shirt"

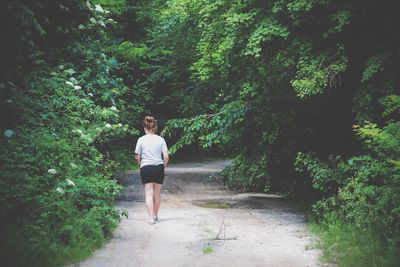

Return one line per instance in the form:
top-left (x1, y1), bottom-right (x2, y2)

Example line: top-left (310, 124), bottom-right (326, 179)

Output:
top-left (135, 134), bottom-right (168, 168)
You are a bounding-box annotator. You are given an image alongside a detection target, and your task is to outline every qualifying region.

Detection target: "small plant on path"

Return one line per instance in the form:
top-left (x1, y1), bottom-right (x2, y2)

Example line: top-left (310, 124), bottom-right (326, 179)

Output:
top-left (202, 245), bottom-right (214, 255)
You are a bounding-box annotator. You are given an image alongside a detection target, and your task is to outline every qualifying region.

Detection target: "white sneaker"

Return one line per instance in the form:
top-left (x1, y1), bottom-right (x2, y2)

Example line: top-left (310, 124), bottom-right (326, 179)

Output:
top-left (149, 219), bottom-right (155, 225)
top-left (154, 215), bottom-right (159, 222)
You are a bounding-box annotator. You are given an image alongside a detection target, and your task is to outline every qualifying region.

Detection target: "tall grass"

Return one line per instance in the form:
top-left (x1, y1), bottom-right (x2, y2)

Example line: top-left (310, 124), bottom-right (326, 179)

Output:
top-left (309, 217), bottom-right (400, 267)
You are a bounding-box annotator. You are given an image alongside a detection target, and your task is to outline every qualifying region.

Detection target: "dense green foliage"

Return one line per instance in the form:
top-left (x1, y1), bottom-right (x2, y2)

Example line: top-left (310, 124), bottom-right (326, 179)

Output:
top-left (0, 1), bottom-right (151, 266)
top-left (1, 0), bottom-right (399, 266)
top-left (143, 0), bottom-right (400, 265)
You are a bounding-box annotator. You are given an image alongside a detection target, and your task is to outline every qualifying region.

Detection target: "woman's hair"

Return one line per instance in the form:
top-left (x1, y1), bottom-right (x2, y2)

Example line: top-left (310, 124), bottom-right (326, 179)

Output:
top-left (143, 116), bottom-right (157, 133)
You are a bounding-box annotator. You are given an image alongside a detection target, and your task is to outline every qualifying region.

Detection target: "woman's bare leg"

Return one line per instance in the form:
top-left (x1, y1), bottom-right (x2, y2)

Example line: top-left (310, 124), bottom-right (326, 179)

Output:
top-left (144, 183), bottom-right (155, 221)
top-left (153, 183), bottom-right (162, 218)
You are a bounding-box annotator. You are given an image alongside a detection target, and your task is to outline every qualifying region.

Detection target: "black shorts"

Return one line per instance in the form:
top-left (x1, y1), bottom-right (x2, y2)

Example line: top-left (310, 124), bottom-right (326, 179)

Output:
top-left (140, 164), bottom-right (165, 184)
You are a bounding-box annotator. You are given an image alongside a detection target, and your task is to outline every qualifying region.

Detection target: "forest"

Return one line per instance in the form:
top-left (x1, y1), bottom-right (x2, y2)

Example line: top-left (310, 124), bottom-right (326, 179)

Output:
top-left (0, 0), bottom-right (399, 266)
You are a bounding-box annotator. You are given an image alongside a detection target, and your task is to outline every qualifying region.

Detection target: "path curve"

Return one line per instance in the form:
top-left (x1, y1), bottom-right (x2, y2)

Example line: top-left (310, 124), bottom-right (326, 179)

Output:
top-left (72, 160), bottom-right (323, 267)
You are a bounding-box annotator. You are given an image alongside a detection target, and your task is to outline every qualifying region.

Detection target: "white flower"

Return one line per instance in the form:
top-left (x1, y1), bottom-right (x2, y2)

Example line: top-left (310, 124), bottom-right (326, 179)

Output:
top-left (107, 18), bottom-right (116, 23)
top-left (118, 123), bottom-right (122, 127)
top-left (56, 187), bottom-right (65, 194)
top-left (69, 77), bottom-right (77, 83)
top-left (65, 69), bottom-right (76, 75)
top-left (98, 20), bottom-right (106, 28)
top-left (6, 99), bottom-right (12, 103)
top-left (88, 93), bottom-right (93, 97)
top-left (66, 179), bottom-right (76, 187)
top-left (73, 85), bottom-right (81, 90)
top-left (110, 106), bottom-right (119, 112)
top-left (65, 81), bottom-right (74, 87)
top-left (95, 4), bottom-right (104, 13)
top-left (70, 162), bottom-right (77, 169)
top-left (4, 129), bottom-right (15, 138)
top-left (86, 0), bottom-right (92, 10)
top-left (48, 168), bottom-right (57, 174)
top-left (105, 123), bottom-right (112, 128)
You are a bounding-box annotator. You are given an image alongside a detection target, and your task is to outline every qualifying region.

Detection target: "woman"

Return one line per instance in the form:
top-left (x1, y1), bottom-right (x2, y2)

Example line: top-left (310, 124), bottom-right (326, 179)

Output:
top-left (135, 116), bottom-right (169, 225)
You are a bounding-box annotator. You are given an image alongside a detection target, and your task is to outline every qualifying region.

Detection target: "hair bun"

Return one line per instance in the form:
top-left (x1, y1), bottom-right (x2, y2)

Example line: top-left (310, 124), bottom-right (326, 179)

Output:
top-left (145, 116), bottom-right (155, 122)
top-left (143, 116), bottom-right (157, 132)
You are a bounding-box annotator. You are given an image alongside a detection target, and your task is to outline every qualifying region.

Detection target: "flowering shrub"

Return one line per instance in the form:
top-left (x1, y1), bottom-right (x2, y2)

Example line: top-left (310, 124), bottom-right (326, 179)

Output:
top-left (0, 1), bottom-right (146, 266)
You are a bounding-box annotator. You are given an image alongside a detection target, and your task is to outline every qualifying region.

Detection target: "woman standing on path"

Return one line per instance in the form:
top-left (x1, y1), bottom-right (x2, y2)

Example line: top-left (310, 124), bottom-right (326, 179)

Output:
top-left (135, 116), bottom-right (169, 225)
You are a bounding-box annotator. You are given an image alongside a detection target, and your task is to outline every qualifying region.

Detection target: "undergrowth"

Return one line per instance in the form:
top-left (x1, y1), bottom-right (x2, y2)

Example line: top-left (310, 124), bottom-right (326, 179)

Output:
top-left (308, 216), bottom-right (400, 267)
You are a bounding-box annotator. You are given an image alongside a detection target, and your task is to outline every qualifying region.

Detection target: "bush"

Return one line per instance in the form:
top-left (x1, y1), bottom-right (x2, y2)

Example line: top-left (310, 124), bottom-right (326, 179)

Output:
top-left (296, 95), bottom-right (400, 266)
top-left (0, 4), bottom-right (145, 265)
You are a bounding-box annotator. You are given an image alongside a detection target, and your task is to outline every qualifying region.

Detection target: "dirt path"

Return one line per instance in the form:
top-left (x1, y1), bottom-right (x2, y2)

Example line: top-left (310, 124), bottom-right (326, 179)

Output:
top-left (73, 160), bottom-right (323, 267)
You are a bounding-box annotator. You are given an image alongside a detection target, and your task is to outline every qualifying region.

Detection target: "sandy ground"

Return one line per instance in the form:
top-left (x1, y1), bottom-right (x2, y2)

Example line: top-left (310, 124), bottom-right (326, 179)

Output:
top-left (71, 160), bottom-right (323, 267)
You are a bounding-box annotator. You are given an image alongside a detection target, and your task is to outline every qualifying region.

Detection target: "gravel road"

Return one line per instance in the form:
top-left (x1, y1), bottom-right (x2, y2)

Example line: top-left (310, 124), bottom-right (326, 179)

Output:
top-left (72, 160), bottom-right (323, 267)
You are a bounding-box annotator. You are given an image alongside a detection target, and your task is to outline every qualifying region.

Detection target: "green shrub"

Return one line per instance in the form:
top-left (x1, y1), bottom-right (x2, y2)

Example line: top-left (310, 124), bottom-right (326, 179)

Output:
top-left (0, 5), bottom-right (144, 265)
top-left (310, 217), bottom-right (400, 267)
top-left (107, 41), bottom-right (149, 65)
top-left (221, 153), bottom-right (270, 192)
top-left (297, 94), bottom-right (400, 266)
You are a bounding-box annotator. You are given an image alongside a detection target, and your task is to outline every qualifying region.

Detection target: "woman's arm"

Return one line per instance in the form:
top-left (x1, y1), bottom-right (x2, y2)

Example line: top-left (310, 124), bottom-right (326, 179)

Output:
top-left (162, 151), bottom-right (169, 168)
top-left (135, 153), bottom-right (141, 166)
